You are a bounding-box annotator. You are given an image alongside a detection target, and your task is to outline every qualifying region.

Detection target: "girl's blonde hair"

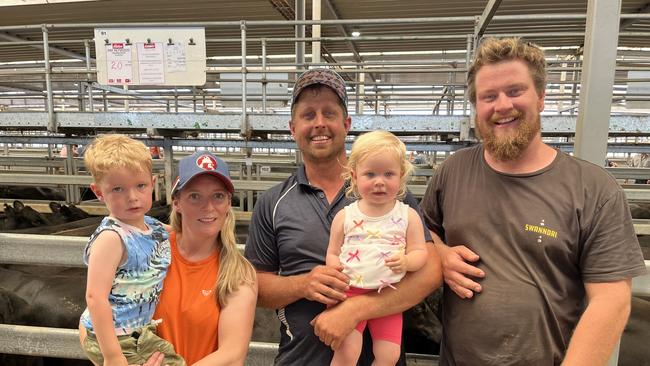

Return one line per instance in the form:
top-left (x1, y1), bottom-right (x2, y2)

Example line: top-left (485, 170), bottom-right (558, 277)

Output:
top-left (343, 130), bottom-right (413, 200)
top-left (170, 194), bottom-right (256, 307)
top-left (84, 134), bottom-right (152, 183)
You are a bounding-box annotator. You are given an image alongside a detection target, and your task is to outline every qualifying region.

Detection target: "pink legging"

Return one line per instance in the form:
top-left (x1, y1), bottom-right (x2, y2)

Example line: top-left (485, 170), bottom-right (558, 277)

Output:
top-left (347, 287), bottom-right (402, 345)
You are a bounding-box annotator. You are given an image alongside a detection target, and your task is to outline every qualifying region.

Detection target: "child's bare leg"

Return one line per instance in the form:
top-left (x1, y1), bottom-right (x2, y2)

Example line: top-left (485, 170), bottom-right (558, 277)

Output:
top-left (371, 339), bottom-right (400, 366)
top-left (331, 330), bottom-right (363, 366)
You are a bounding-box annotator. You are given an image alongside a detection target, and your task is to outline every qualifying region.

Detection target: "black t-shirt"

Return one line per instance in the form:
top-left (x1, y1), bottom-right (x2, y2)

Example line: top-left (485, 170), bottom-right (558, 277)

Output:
top-left (421, 144), bottom-right (646, 366)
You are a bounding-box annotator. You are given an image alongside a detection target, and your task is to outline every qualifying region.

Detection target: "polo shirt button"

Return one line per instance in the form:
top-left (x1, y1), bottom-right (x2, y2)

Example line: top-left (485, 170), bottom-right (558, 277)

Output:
top-left (318, 192), bottom-right (325, 198)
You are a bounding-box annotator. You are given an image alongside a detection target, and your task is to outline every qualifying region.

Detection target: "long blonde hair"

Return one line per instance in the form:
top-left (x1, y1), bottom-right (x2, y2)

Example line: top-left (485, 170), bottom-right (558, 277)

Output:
top-left (170, 199), bottom-right (256, 307)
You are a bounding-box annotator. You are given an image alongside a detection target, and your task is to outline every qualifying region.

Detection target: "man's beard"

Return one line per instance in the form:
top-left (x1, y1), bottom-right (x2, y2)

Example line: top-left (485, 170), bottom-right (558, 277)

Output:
top-left (476, 111), bottom-right (540, 161)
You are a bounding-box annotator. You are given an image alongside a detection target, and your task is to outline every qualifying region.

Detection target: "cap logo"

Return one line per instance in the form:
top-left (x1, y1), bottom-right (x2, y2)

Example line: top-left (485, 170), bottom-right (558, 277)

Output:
top-left (196, 154), bottom-right (217, 171)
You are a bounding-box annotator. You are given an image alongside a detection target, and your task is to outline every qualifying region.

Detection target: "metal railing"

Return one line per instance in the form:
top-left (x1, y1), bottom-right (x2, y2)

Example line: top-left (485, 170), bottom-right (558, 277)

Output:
top-left (1, 233), bottom-right (648, 364)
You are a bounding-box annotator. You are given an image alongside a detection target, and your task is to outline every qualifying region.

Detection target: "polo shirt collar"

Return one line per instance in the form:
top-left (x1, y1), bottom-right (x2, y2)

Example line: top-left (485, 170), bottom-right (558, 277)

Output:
top-left (296, 164), bottom-right (351, 192)
top-left (296, 164), bottom-right (311, 186)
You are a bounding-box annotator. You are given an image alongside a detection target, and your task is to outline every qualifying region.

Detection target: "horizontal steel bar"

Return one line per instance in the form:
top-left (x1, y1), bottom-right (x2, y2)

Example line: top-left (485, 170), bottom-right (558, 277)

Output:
top-left (0, 173), bottom-right (280, 192)
top-left (0, 173), bottom-right (92, 185)
top-left (11, 13), bottom-right (643, 31)
top-left (0, 233), bottom-right (247, 267)
top-left (0, 112), bottom-right (649, 135)
top-left (605, 167), bottom-right (650, 179)
top-left (0, 324), bottom-right (439, 364)
top-left (0, 324), bottom-right (280, 365)
top-left (2, 225), bottom-right (649, 266)
top-left (634, 220), bottom-right (650, 235)
top-left (3, 138), bottom-right (650, 154)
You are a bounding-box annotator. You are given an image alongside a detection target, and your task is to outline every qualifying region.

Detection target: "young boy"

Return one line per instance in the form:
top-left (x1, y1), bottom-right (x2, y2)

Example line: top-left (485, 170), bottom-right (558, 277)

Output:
top-left (79, 134), bottom-right (184, 366)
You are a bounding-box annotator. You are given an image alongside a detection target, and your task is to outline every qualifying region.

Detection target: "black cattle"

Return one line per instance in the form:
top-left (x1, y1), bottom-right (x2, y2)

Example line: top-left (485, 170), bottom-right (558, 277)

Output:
top-left (48, 202), bottom-right (91, 225)
top-left (0, 186), bottom-right (66, 202)
top-left (0, 204), bottom-right (18, 231)
top-left (403, 290), bottom-right (442, 355)
top-left (1, 201), bottom-right (51, 230)
top-left (0, 265), bottom-right (91, 365)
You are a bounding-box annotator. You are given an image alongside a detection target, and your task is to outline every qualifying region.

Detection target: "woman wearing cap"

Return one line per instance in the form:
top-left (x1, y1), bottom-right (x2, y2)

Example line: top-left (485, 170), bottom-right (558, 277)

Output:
top-left (81, 150), bottom-right (257, 366)
top-left (153, 150), bottom-right (257, 365)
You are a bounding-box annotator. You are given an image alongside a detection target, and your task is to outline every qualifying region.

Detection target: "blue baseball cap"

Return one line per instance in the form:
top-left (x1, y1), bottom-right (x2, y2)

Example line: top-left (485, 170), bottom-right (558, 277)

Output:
top-left (171, 150), bottom-right (234, 195)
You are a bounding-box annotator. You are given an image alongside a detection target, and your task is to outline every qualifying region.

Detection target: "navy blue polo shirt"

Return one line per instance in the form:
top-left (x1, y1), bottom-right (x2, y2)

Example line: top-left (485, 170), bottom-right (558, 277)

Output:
top-left (244, 165), bottom-right (431, 366)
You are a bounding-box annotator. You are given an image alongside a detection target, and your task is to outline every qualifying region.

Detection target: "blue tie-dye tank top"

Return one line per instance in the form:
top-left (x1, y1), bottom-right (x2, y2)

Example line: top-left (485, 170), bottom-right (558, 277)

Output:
top-left (80, 215), bottom-right (171, 333)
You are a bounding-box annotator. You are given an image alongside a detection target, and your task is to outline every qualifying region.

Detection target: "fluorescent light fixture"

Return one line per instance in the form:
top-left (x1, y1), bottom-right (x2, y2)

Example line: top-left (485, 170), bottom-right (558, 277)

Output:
top-left (351, 30), bottom-right (361, 37)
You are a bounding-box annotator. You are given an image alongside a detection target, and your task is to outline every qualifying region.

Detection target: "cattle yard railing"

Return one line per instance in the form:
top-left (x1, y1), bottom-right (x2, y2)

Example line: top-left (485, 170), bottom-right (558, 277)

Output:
top-left (0, 233), bottom-right (439, 365)
top-left (0, 234), bottom-right (650, 366)
top-left (0, 232), bottom-right (648, 365)
top-left (2, 174), bottom-right (650, 205)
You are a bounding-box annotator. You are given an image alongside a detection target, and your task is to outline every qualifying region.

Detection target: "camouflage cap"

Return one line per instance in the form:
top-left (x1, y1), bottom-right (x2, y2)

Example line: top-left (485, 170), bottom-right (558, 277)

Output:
top-left (291, 68), bottom-right (348, 108)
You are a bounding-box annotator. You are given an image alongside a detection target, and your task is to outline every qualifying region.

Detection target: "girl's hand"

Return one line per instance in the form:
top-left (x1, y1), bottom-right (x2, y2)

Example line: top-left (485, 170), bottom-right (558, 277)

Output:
top-left (385, 252), bottom-right (407, 273)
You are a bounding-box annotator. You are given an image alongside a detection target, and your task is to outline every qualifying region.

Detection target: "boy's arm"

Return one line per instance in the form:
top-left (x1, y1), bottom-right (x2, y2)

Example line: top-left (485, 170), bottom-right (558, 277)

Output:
top-left (325, 211), bottom-right (345, 268)
top-left (85, 230), bottom-right (128, 366)
top-left (385, 208), bottom-right (427, 273)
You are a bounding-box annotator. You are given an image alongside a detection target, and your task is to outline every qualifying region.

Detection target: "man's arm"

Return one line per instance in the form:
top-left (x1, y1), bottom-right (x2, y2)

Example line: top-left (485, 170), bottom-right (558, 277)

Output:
top-left (312, 243), bottom-right (442, 349)
top-left (562, 280), bottom-right (632, 366)
top-left (431, 231), bottom-right (485, 299)
top-left (257, 265), bottom-right (349, 309)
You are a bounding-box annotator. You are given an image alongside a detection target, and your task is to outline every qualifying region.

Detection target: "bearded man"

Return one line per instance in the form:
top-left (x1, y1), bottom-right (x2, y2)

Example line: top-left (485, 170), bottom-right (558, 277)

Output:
top-left (421, 37), bottom-right (646, 366)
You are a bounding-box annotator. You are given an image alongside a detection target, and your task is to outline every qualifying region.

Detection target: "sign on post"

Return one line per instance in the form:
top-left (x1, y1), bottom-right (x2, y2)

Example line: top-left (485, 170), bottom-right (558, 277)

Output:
top-left (94, 27), bottom-right (206, 86)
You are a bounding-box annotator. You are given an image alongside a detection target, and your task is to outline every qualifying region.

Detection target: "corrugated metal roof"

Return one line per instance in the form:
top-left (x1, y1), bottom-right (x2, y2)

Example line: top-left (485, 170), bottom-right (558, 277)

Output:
top-left (0, 0), bottom-right (649, 63)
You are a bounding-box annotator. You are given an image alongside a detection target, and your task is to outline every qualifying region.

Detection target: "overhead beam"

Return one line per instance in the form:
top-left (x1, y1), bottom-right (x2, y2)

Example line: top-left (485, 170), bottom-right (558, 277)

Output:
top-left (267, 0), bottom-right (338, 64)
top-left (322, 0), bottom-right (378, 110)
top-left (322, 0), bottom-right (363, 63)
top-left (0, 32), bottom-right (93, 62)
top-left (474, 0), bottom-right (503, 39)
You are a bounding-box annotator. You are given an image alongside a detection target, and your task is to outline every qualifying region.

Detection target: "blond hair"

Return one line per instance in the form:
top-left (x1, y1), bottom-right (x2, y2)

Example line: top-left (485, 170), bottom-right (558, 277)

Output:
top-left (467, 37), bottom-right (547, 105)
top-left (84, 134), bottom-right (152, 183)
top-left (170, 198), bottom-right (256, 308)
top-left (343, 130), bottom-right (413, 200)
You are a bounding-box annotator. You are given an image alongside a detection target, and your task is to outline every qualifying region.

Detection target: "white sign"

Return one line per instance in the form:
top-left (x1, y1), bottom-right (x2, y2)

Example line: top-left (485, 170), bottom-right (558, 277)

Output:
top-left (165, 42), bottom-right (187, 73)
top-left (95, 28), bottom-right (206, 86)
top-left (105, 43), bottom-right (133, 85)
top-left (137, 42), bottom-right (165, 84)
top-left (260, 166), bottom-right (271, 176)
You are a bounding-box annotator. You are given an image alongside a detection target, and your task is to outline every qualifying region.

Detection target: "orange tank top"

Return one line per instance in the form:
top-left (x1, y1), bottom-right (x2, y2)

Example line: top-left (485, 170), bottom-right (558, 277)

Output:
top-left (153, 231), bottom-right (221, 365)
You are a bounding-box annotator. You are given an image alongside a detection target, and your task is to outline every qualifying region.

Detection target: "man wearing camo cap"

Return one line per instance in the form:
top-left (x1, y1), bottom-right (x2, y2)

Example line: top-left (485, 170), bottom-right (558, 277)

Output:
top-left (245, 68), bottom-right (441, 365)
